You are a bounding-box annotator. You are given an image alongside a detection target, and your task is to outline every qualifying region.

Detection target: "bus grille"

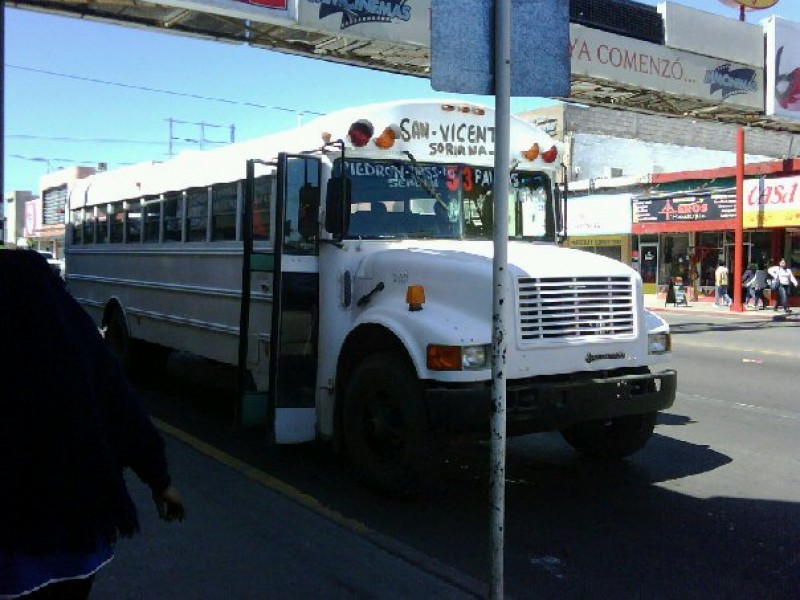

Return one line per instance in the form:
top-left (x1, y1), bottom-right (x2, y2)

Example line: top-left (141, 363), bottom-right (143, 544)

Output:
top-left (517, 276), bottom-right (635, 341)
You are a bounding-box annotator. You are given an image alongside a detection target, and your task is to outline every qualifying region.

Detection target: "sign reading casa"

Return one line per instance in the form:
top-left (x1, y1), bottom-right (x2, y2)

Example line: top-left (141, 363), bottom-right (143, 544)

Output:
top-left (743, 174), bottom-right (800, 227)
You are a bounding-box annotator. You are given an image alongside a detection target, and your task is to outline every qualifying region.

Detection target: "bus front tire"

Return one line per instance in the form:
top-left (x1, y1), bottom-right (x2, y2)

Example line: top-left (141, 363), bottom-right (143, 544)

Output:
top-left (560, 411), bottom-right (657, 459)
top-left (343, 353), bottom-right (437, 496)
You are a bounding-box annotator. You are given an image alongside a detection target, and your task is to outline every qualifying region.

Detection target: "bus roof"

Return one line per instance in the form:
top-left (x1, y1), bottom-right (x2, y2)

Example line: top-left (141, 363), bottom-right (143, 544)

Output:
top-left (70, 99), bottom-right (561, 209)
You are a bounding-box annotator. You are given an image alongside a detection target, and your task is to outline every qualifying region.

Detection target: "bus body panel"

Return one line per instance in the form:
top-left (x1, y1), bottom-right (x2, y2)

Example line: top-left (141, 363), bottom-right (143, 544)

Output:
top-left (65, 99), bottom-right (675, 459)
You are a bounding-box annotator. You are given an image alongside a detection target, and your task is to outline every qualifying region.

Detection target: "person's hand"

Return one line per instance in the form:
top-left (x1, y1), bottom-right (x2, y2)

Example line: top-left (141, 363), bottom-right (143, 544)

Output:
top-left (152, 486), bottom-right (186, 522)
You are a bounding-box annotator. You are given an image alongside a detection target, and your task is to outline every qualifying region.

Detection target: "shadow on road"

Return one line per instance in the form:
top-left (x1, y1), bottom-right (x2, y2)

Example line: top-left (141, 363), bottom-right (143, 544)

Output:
top-left (135, 353), bottom-right (798, 599)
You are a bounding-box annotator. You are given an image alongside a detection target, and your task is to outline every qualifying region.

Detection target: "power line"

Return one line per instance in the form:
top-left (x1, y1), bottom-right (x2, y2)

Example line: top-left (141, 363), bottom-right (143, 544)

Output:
top-left (6, 64), bottom-right (326, 117)
top-left (8, 134), bottom-right (165, 145)
top-left (10, 154), bottom-right (137, 169)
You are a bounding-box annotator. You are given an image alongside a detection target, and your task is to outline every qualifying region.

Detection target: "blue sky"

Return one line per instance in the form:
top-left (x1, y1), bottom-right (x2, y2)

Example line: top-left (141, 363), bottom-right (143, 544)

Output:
top-left (4, 0), bottom-right (800, 194)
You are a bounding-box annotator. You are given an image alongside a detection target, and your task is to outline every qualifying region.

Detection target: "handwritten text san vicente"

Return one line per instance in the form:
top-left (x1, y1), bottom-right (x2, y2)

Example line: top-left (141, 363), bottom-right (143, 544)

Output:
top-left (399, 118), bottom-right (495, 158)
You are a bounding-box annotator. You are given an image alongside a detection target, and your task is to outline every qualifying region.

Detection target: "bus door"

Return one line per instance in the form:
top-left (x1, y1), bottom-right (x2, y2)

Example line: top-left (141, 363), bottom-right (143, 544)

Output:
top-left (240, 155), bottom-right (321, 444)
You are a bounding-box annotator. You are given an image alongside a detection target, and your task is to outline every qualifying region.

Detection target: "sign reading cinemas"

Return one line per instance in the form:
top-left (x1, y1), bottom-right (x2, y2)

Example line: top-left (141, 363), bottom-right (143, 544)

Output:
top-left (632, 193), bottom-right (736, 233)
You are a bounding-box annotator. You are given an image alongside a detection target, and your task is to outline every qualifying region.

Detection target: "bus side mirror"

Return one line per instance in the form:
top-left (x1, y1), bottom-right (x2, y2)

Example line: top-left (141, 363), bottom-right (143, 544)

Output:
top-left (298, 183), bottom-right (320, 240)
top-left (555, 184), bottom-right (566, 241)
top-left (325, 176), bottom-right (351, 236)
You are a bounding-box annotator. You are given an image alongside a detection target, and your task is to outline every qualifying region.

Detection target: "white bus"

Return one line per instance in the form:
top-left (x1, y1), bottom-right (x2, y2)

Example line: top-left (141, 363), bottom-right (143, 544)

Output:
top-left (67, 99), bottom-right (676, 493)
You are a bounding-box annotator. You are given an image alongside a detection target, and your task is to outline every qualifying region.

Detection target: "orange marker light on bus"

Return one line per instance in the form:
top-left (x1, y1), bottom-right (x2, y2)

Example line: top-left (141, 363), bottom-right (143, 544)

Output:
top-left (374, 126), bottom-right (397, 149)
top-left (406, 285), bottom-right (425, 311)
top-left (427, 345), bottom-right (462, 371)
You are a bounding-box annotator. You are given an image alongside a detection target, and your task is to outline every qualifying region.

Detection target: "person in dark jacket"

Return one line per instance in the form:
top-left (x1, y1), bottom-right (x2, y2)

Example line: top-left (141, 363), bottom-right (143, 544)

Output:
top-left (0, 249), bottom-right (185, 599)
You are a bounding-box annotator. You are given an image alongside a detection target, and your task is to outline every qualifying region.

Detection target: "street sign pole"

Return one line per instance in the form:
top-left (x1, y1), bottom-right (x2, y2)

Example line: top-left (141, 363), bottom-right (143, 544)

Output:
top-left (489, 0), bottom-right (511, 596)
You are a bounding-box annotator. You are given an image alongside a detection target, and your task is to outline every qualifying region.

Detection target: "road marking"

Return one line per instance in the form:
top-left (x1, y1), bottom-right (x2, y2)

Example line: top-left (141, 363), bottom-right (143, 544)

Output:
top-left (674, 339), bottom-right (800, 359)
top-left (679, 393), bottom-right (800, 421)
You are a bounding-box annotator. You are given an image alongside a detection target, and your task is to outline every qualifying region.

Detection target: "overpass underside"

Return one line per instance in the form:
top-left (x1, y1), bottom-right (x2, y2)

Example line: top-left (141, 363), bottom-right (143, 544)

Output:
top-left (7, 0), bottom-right (800, 135)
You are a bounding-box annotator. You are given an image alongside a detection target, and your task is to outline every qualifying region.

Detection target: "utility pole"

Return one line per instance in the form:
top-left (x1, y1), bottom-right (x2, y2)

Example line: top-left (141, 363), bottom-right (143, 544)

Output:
top-left (166, 118), bottom-right (236, 157)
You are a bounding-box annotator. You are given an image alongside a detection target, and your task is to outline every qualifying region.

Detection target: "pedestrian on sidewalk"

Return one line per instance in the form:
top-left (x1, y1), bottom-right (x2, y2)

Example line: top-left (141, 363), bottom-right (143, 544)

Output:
top-left (714, 261), bottom-right (732, 307)
top-left (742, 263), bottom-right (756, 308)
top-left (748, 262), bottom-right (770, 310)
top-left (768, 258), bottom-right (798, 313)
top-left (0, 250), bottom-right (186, 599)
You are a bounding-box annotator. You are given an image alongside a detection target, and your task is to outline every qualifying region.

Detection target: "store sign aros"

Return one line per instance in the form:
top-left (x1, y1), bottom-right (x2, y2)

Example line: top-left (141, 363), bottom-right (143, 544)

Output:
top-left (718, 0), bottom-right (780, 10)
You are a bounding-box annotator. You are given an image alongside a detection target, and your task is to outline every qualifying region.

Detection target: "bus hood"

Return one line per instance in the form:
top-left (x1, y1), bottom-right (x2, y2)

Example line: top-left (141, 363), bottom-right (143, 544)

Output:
top-left (350, 240), bottom-right (656, 381)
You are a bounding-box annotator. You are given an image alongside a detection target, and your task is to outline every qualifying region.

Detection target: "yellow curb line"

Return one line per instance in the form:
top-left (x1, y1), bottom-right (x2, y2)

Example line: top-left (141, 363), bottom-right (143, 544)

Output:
top-left (152, 418), bottom-right (370, 536)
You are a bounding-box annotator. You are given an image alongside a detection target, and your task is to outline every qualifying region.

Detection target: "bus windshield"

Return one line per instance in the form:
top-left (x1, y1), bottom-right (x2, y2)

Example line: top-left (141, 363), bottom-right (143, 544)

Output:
top-left (339, 159), bottom-right (556, 242)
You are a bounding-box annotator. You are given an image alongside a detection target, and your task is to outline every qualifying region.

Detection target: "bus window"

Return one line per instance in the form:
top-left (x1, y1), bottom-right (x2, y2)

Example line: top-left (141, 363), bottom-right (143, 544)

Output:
top-left (96, 205), bottom-right (108, 244)
top-left (126, 200), bottom-right (142, 243)
top-left (110, 203), bottom-right (124, 244)
top-left (211, 182), bottom-right (237, 241)
top-left (143, 197), bottom-right (161, 243)
top-left (85, 211), bottom-right (96, 245)
top-left (253, 175), bottom-right (271, 241)
top-left (71, 210), bottom-right (83, 245)
top-left (163, 192), bottom-right (183, 243)
top-left (187, 187), bottom-right (209, 242)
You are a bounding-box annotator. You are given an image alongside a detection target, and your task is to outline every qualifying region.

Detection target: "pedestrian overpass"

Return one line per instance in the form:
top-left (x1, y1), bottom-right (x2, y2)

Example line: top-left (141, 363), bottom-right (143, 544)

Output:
top-left (5, 0), bottom-right (799, 133)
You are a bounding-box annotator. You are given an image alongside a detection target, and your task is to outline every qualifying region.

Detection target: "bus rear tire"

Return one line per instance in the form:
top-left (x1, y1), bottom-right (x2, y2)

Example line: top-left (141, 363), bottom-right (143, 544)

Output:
top-left (560, 411), bottom-right (657, 459)
top-left (343, 353), bottom-right (438, 496)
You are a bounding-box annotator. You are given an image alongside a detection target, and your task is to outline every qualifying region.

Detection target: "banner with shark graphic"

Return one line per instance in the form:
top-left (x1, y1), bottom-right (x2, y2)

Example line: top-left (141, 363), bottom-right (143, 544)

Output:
top-left (570, 23), bottom-right (763, 111)
top-left (765, 16), bottom-right (800, 121)
top-left (298, 0), bottom-right (428, 46)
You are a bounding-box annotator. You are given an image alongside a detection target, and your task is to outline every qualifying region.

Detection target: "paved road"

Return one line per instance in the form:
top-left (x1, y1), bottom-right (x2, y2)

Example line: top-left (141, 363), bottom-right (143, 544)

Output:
top-left (93, 427), bottom-right (483, 599)
top-left (119, 309), bottom-right (799, 599)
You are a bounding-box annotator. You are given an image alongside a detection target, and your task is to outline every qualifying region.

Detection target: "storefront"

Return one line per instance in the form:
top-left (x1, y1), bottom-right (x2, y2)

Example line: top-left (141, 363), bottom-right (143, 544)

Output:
top-left (564, 193), bottom-right (632, 264)
top-left (632, 189), bottom-right (738, 298)
top-left (633, 178), bottom-right (798, 304)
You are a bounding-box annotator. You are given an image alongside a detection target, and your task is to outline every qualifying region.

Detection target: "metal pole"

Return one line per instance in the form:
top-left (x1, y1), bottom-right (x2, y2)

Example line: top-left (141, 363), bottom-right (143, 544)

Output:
top-left (490, 0), bottom-right (510, 597)
top-left (732, 128), bottom-right (745, 312)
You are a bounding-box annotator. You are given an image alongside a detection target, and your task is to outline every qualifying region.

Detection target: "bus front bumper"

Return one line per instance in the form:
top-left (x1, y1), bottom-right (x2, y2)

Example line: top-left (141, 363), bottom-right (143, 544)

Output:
top-left (425, 369), bottom-right (677, 435)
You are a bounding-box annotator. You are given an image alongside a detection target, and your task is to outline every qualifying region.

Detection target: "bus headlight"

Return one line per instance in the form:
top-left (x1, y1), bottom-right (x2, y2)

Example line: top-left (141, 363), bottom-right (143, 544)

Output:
top-left (648, 332), bottom-right (671, 355)
top-left (427, 344), bottom-right (491, 371)
top-left (461, 345), bottom-right (491, 370)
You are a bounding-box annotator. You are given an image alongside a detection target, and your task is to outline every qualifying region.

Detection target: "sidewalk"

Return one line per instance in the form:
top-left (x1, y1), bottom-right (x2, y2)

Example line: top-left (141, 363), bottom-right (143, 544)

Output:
top-left (644, 293), bottom-right (797, 319)
top-left (92, 430), bottom-right (483, 599)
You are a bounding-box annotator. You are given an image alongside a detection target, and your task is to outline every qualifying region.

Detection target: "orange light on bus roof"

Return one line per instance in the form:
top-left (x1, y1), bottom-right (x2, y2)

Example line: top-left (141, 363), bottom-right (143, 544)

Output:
top-left (522, 143), bottom-right (540, 161)
top-left (374, 125), bottom-right (399, 149)
top-left (406, 285), bottom-right (425, 311)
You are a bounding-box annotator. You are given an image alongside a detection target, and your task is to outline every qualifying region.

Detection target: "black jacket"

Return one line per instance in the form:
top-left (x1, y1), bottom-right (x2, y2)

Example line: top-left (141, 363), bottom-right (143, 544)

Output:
top-left (0, 250), bottom-right (170, 554)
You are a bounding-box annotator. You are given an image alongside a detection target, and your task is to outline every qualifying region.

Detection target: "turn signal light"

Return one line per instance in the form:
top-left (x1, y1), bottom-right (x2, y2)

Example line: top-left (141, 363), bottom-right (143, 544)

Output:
top-left (427, 345), bottom-right (461, 371)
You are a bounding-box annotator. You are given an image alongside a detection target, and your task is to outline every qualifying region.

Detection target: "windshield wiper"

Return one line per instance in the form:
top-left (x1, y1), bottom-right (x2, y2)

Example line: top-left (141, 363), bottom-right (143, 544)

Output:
top-left (402, 151), bottom-right (447, 210)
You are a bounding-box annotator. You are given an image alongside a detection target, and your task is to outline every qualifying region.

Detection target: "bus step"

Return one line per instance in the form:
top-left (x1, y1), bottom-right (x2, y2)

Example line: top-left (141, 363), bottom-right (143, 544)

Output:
top-left (241, 391), bottom-right (268, 427)
top-left (250, 253), bottom-right (274, 273)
